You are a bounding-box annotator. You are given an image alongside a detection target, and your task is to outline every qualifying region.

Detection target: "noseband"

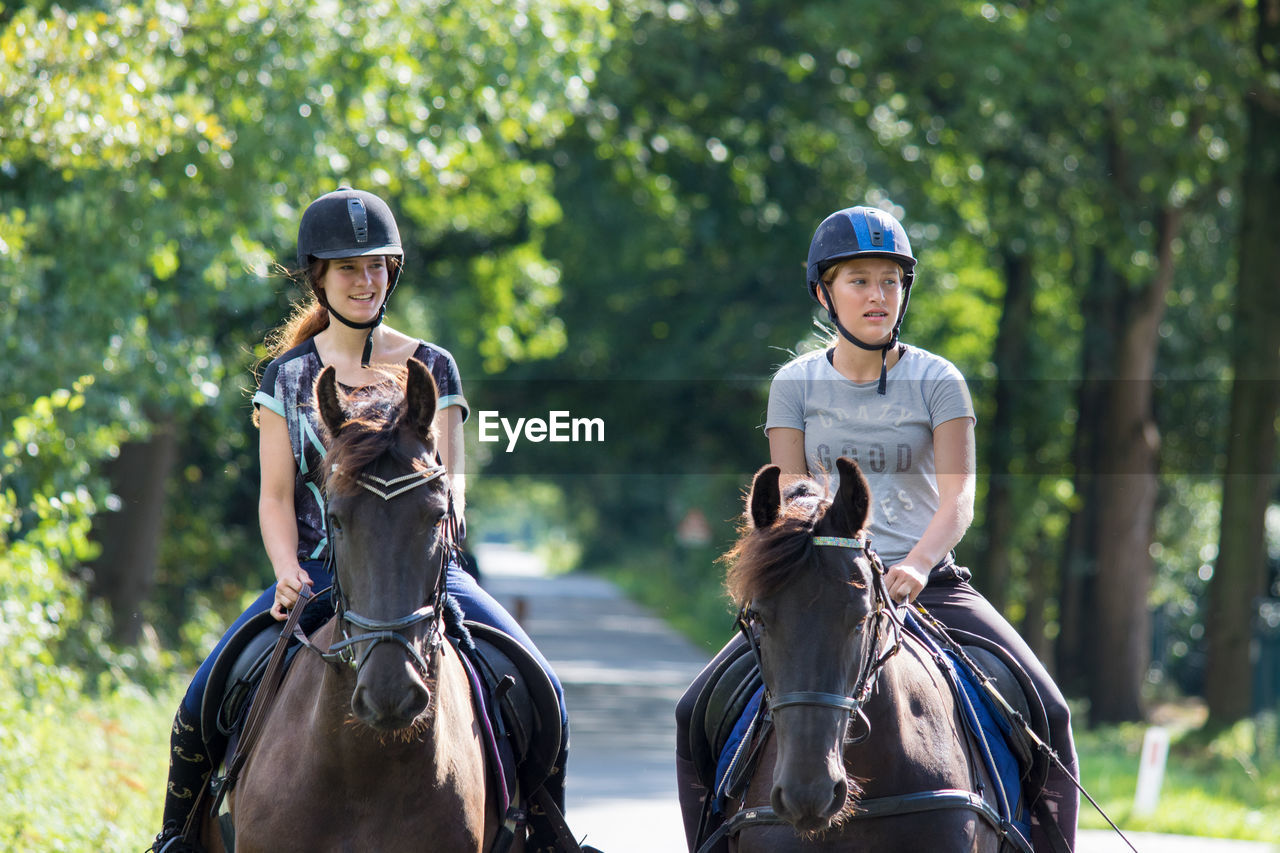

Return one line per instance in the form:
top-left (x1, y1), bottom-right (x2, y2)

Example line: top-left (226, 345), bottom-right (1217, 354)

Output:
top-left (738, 535), bottom-right (903, 734)
top-left (318, 462), bottom-right (455, 681)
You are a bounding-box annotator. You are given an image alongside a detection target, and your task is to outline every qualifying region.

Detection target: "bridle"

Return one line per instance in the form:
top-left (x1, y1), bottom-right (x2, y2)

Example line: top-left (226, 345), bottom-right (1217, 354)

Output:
top-left (312, 460), bottom-right (457, 682)
top-left (737, 534), bottom-right (903, 738)
top-left (701, 533), bottom-right (1037, 853)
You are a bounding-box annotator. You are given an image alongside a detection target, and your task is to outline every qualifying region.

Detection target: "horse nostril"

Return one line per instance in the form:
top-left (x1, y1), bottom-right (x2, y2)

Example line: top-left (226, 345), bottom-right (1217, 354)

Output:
top-left (397, 683), bottom-right (431, 720)
top-left (830, 777), bottom-right (848, 814)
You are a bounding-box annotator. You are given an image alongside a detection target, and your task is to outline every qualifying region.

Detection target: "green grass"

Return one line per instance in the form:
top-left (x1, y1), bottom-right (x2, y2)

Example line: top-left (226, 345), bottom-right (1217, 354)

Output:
top-left (1, 677), bottom-right (178, 852)
top-left (1075, 709), bottom-right (1280, 842)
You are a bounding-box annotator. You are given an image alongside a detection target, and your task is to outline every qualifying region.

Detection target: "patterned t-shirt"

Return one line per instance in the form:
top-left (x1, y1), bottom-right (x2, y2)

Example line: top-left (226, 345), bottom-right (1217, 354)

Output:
top-left (765, 345), bottom-right (975, 566)
top-left (252, 339), bottom-right (468, 563)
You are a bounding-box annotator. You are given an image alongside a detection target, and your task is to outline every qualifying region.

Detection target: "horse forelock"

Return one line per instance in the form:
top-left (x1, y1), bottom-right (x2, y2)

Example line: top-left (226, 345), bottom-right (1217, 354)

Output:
top-left (320, 377), bottom-right (439, 498)
top-left (724, 493), bottom-right (824, 606)
top-left (725, 475), bottom-right (874, 608)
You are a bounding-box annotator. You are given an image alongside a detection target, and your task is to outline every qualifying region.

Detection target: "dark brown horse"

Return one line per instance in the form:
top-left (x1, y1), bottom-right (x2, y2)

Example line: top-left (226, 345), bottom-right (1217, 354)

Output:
top-left (202, 360), bottom-right (497, 852)
top-left (715, 457), bottom-right (1016, 853)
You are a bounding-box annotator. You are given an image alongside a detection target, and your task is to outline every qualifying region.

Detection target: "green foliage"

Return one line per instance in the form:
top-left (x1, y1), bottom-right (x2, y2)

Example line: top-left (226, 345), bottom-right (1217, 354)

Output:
top-left (1, 0), bottom-right (612, 670)
top-left (0, 675), bottom-right (178, 851)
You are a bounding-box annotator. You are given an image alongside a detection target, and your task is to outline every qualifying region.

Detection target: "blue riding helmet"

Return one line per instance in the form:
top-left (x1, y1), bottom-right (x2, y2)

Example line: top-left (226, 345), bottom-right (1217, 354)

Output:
top-left (805, 206), bottom-right (916, 300)
top-left (805, 206), bottom-right (918, 394)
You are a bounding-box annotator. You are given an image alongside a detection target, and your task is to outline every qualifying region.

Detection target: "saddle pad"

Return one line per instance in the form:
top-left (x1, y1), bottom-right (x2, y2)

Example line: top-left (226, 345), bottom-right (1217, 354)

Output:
top-left (712, 685), bottom-right (765, 814)
top-left (903, 614), bottom-right (1031, 840)
top-left (947, 627), bottom-right (1051, 796)
top-left (463, 621), bottom-right (562, 795)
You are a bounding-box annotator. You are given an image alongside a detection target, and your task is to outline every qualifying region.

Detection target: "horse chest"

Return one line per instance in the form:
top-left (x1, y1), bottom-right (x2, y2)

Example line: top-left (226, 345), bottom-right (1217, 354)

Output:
top-left (227, 651), bottom-right (490, 852)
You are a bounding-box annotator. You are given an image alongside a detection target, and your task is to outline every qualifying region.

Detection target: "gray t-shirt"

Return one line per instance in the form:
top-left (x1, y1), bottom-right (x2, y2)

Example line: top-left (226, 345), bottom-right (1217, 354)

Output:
top-left (765, 345), bottom-right (975, 565)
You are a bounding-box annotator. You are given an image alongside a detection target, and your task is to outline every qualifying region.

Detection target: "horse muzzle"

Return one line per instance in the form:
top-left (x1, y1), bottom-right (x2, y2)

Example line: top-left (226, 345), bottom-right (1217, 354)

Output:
top-left (771, 762), bottom-right (849, 833)
top-left (351, 645), bottom-right (433, 731)
top-left (770, 716), bottom-right (852, 833)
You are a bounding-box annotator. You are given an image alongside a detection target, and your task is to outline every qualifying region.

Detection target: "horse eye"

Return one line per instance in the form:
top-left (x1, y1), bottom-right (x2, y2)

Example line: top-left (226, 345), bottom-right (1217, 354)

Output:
top-left (328, 514), bottom-right (343, 533)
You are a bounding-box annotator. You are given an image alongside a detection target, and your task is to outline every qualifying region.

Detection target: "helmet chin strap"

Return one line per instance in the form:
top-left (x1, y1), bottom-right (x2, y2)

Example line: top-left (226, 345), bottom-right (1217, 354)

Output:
top-left (818, 281), bottom-right (903, 395)
top-left (324, 300), bottom-right (386, 368)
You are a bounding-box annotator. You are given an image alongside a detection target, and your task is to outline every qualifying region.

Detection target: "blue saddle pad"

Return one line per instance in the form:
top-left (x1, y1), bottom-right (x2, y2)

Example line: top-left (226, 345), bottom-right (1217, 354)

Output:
top-left (712, 685), bottom-right (764, 814)
top-left (905, 613), bottom-right (1030, 841)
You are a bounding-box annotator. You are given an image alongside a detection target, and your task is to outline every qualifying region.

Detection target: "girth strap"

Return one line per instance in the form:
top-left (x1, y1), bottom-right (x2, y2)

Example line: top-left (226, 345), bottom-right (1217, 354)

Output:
top-left (697, 789), bottom-right (1030, 853)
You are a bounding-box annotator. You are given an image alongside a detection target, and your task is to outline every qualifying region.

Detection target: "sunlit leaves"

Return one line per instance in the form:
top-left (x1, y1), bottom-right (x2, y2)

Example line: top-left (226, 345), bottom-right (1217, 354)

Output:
top-left (0, 3), bottom-right (228, 172)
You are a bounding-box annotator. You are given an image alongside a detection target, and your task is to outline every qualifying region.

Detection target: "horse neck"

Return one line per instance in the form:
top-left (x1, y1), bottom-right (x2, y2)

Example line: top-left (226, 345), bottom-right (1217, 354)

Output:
top-left (851, 634), bottom-right (968, 787)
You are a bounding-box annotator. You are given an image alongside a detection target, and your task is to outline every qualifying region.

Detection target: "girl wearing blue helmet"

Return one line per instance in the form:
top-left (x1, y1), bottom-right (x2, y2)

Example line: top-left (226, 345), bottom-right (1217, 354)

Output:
top-left (676, 206), bottom-right (1078, 853)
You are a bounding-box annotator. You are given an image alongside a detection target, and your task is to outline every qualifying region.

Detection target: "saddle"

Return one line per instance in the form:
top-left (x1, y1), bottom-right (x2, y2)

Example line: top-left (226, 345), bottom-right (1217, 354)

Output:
top-left (460, 620), bottom-right (563, 799)
top-left (688, 638), bottom-right (759, 792)
top-left (201, 609), bottom-right (297, 754)
top-left (944, 627), bottom-right (1051, 797)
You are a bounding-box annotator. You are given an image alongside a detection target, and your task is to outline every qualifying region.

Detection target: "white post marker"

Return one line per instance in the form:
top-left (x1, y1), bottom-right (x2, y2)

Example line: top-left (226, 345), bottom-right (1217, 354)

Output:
top-left (1133, 725), bottom-right (1170, 815)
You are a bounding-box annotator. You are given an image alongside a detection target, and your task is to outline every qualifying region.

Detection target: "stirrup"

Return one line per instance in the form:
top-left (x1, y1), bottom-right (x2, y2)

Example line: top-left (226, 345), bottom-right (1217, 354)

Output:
top-left (148, 822), bottom-right (202, 853)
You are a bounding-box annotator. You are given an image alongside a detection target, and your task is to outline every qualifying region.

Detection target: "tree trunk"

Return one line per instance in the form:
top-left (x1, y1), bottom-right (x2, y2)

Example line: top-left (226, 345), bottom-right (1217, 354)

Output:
top-left (88, 423), bottom-right (177, 645)
top-left (978, 250), bottom-right (1034, 615)
top-left (1088, 207), bottom-right (1181, 724)
top-left (1020, 537), bottom-right (1053, 664)
top-left (1057, 248), bottom-right (1118, 696)
top-left (1205, 6), bottom-right (1280, 724)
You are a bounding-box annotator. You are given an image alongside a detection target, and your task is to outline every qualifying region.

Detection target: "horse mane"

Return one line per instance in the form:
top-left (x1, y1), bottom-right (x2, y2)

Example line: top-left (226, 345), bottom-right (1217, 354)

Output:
top-left (723, 478), bottom-right (832, 607)
top-left (319, 365), bottom-right (439, 498)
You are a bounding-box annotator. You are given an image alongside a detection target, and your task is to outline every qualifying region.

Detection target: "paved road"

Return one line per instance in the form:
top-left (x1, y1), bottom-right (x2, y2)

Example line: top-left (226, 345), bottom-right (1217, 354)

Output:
top-left (474, 543), bottom-right (1278, 853)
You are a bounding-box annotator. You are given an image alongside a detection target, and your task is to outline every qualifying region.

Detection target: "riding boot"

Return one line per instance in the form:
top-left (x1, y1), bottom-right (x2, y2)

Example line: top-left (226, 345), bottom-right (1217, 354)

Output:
top-left (155, 703), bottom-right (212, 843)
top-left (1031, 764), bottom-right (1078, 853)
top-left (524, 746), bottom-right (569, 853)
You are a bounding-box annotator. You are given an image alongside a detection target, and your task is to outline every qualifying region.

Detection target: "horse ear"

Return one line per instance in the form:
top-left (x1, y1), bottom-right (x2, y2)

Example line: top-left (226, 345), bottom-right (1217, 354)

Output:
top-left (404, 358), bottom-right (439, 443)
top-left (748, 464), bottom-right (783, 529)
top-left (824, 457), bottom-right (870, 536)
top-left (316, 366), bottom-right (345, 438)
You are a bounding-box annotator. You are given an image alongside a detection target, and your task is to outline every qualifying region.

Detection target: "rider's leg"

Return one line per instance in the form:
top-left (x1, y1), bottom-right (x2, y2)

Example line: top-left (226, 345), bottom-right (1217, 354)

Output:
top-left (916, 576), bottom-right (1079, 853)
top-left (674, 633), bottom-right (749, 853)
top-left (445, 565), bottom-right (570, 851)
top-left (152, 561), bottom-right (333, 847)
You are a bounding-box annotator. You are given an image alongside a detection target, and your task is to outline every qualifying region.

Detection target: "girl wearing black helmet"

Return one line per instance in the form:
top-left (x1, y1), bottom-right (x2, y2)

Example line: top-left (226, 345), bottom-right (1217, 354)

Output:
top-left (149, 188), bottom-right (569, 853)
top-left (675, 206), bottom-right (1077, 853)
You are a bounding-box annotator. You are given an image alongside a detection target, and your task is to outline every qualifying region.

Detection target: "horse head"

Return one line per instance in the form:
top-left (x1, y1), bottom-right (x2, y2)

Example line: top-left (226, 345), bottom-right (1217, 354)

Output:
top-left (317, 359), bottom-right (451, 732)
top-left (727, 457), bottom-right (880, 835)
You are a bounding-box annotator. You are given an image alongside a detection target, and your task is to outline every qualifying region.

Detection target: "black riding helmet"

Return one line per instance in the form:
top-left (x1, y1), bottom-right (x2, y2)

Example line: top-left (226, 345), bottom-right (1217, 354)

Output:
top-left (297, 186), bottom-right (404, 365)
top-left (805, 206), bottom-right (917, 394)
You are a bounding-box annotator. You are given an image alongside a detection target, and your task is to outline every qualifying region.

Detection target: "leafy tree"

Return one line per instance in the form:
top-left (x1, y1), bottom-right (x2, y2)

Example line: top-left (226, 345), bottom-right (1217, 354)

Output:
top-left (1, 0), bottom-right (610, 655)
top-left (1205, 0), bottom-right (1280, 724)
